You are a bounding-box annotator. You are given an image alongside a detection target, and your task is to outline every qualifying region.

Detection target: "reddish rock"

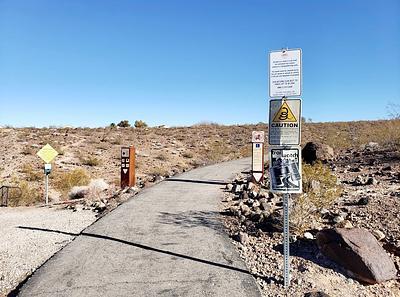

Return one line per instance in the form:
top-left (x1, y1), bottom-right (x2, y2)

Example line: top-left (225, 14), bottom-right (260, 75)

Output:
top-left (316, 228), bottom-right (397, 284)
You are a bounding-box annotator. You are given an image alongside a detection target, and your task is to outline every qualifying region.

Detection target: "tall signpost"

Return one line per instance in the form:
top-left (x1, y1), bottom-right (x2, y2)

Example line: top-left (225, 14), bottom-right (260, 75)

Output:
top-left (268, 48), bottom-right (303, 289)
top-left (251, 131), bottom-right (265, 183)
top-left (121, 146), bottom-right (136, 188)
top-left (36, 144), bottom-right (59, 205)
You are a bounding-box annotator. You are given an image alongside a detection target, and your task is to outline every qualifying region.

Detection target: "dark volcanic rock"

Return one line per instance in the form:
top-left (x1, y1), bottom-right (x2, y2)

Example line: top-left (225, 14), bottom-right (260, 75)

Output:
top-left (302, 142), bottom-right (334, 164)
top-left (316, 228), bottom-right (397, 284)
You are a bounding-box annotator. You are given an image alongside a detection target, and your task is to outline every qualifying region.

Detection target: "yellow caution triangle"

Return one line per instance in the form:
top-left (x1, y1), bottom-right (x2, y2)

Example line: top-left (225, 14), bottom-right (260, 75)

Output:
top-left (272, 102), bottom-right (297, 122)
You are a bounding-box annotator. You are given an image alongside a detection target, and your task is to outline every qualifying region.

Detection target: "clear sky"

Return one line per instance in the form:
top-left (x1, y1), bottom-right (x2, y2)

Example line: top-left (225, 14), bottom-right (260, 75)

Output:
top-left (0, 0), bottom-right (399, 127)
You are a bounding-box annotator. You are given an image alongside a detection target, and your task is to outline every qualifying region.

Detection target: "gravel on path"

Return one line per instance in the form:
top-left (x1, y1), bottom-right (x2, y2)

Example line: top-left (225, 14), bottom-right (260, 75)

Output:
top-left (0, 206), bottom-right (96, 296)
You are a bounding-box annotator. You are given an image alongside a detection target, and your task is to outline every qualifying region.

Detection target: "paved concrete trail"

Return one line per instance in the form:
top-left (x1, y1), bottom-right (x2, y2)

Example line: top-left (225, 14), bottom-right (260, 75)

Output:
top-left (18, 158), bottom-right (261, 297)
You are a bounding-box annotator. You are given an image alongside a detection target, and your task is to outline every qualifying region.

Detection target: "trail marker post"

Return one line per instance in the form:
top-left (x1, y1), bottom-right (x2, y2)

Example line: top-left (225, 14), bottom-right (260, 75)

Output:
top-left (268, 48), bottom-right (303, 289)
top-left (251, 131), bottom-right (265, 183)
top-left (36, 144), bottom-right (59, 205)
top-left (121, 146), bottom-right (136, 188)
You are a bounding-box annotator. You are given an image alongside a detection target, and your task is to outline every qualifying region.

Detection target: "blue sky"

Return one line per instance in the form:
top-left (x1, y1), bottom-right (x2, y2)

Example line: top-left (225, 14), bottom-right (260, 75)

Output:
top-left (0, 0), bottom-right (399, 127)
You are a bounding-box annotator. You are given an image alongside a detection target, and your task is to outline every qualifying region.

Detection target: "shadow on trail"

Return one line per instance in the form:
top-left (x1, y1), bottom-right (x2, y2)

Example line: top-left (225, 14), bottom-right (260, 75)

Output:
top-left (17, 226), bottom-right (272, 281)
top-left (157, 211), bottom-right (223, 232)
top-left (165, 178), bottom-right (228, 185)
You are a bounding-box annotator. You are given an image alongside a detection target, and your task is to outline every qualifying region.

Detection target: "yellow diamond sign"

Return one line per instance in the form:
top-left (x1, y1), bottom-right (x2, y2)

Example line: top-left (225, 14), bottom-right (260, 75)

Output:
top-left (37, 144), bottom-right (59, 163)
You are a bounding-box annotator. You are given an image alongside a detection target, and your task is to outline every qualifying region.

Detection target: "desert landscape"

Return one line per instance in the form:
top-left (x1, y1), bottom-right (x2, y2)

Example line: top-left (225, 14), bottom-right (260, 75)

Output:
top-left (1, 119), bottom-right (399, 296)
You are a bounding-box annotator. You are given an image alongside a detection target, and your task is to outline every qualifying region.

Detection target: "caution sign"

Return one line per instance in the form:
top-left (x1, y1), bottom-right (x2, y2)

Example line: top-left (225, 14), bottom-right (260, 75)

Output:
top-left (269, 147), bottom-right (302, 193)
top-left (269, 99), bottom-right (301, 145)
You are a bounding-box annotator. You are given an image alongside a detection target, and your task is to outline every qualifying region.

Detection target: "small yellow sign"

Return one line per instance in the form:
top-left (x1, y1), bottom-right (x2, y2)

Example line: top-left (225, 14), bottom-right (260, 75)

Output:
top-left (273, 101), bottom-right (297, 122)
top-left (37, 144), bottom-right (59, 164)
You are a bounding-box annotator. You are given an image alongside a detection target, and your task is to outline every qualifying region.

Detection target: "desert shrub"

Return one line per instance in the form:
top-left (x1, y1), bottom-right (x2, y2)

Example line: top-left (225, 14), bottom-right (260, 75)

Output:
top-left (21, 146), bottom-right (35, 155)
top-left (7, 181), bottom-right (42, 206)
top-left (148, 166), bottom-right (169, 177)
top-left (156, 153), bottom-right (168, 161)
top-left (290, 162), bottom-right (342, 234)
top-left (21, 164), bottom-right (42, 181)
top-left (134, 120), bottom-right (148, 128)
top-left (54, 168), bottom-right (90, 198)
top-left (80, 155), bottom-right (101, 166)
top-left (109, 123), bottom-right (116, 128)
top-left (117, 120), bottom-right (131, 128)
top-left (182, 151), bottom-right (193, 159)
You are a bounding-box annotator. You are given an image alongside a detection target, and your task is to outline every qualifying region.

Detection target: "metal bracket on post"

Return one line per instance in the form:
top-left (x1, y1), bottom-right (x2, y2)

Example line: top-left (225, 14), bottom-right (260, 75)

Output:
top-left (283, 193), bottom-right (290, 288)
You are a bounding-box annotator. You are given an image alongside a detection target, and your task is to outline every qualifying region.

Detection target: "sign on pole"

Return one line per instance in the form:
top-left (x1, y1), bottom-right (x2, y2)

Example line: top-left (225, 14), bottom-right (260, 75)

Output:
top-left (268, 47), bottom-right (303, 289)
top-left (121, 146), bottom-right (136, 188)
top-left (37, 144), bottom-right (59, 164)
top-left (251, 131), bottom-right (265, 183)
top-left (269, 146), bottom-right (302, 193)
top-left (269, 99), bottom-right (301, 146)
top-left (36, 144), bottom-right (59, 205)
top-left (269, 49), bottom-right (302, 98)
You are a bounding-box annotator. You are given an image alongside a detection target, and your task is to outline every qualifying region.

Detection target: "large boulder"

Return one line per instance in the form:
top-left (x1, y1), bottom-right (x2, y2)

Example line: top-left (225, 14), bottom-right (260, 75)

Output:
top-left (316, 228), bottom-right (397, 284)
top-left (302, 142), bottom-right (334, 164)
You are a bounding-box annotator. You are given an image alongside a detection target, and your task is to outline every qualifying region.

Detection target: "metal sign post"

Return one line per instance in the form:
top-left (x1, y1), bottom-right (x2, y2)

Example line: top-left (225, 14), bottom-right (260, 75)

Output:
top-left (44, 164), bottom-right (51, 205)
top-left (268, 48), bottom-right (303, 289)
top-left (36, 144), bottom-right (58, 206)
top-left (283, 193), bottom-right (290, 288)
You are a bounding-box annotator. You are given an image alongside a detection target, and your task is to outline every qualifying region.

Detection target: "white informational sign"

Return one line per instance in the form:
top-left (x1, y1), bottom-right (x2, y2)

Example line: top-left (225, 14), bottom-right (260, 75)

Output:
top-left (252, 142), bottom-right (264, 182)
top-left (269, 49), bottom-right (302, 98)
top-left (252, 131), bottom-right (265, 143)
top-left (269, 99), bottom-right (301, 145)
top-left (269, 147), bottom-right (302, 193)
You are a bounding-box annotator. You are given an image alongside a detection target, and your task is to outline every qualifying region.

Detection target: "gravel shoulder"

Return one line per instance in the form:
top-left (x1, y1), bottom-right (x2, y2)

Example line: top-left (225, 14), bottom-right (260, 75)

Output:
top-left (0, 207), bottom-right (97, 296)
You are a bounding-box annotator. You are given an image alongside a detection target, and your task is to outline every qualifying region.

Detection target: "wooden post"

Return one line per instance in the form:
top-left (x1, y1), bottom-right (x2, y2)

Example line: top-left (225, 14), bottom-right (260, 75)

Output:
top-left (121, 146), bottom-right (136, 188)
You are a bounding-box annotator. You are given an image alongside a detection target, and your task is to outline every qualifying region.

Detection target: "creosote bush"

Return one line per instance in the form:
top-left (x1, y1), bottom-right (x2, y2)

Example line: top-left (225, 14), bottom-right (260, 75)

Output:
top-left (290, 162), bottom-right (342, 234)
top-left (117, 120), bottom-right (131, 128)
top-left (54, 168), bottom-right (90, 198)
top-left (134, 120), bottom-right (148, 128)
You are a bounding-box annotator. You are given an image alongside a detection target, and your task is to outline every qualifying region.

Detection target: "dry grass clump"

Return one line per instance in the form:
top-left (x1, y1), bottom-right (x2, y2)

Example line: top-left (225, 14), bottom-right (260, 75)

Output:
top-left (80, 155), bottom-right (101, 166)
top-left (21, 164), bottom-right (42, 181)
top-left (182, 151), bottom-right (193, 159)
top-left (148, 166), bottom-right (169, 177)
top-left (21, 146), bottom-right (36, 155)
top-left (53, 168), bottom-right (90, 198)
top-left (290, 162), bottom-right (342, 234)
top-left (7, 181), bottom-right (42, 206)
top-left (156, 153), bottom-right (168, 161)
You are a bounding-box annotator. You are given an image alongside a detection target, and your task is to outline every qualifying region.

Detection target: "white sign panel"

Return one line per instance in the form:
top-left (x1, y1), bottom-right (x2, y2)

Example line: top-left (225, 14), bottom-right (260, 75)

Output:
top-left (269, 147), bottom-right (302, 193)
top-left (269, 99), bottom-right (301, 145)
top-left (252, 142), bottom-right (264, 182)
top-left (269, 49), bottom-right (302, 98)
top-left (252, 131), bottom-right (265, 143)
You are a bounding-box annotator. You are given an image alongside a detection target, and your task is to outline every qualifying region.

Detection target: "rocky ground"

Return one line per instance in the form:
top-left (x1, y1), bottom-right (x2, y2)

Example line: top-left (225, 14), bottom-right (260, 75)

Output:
top-left (221, 144), bottom-right (400, 297)
top-left (0, 121), bottom-right (399, 296)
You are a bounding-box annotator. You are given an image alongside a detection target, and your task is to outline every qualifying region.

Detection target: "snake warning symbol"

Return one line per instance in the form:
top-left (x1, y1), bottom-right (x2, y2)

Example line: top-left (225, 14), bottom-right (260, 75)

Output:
top-left (273, 102), bottom-right (297, 122)
top-left (268, 99), bottom-right (301, 146)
